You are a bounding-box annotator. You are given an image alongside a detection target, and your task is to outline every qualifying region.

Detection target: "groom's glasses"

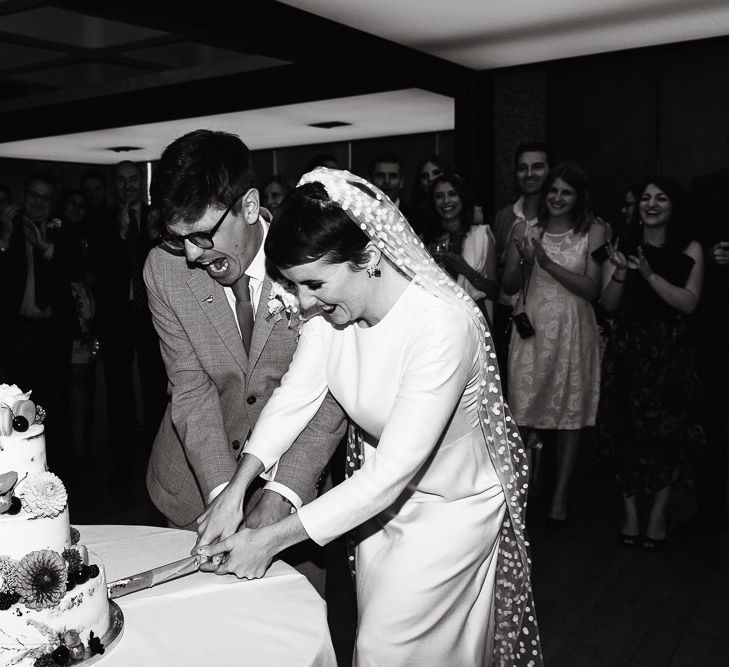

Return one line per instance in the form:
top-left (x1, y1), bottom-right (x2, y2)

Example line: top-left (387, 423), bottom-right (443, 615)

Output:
top-left (159, 194), bottom-right (243, 250)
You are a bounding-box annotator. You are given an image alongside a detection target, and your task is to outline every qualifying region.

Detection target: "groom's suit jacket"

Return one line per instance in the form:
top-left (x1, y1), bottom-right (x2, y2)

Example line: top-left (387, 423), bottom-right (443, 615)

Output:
top-left (144, 244), bottom-right (346, 528)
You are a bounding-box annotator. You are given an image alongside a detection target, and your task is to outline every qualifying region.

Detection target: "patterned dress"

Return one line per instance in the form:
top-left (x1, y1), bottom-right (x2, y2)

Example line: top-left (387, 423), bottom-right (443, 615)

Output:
top-left (597, 246), bottom-right (705, 495)
top-left (508, 227), bottom-right (601, 429)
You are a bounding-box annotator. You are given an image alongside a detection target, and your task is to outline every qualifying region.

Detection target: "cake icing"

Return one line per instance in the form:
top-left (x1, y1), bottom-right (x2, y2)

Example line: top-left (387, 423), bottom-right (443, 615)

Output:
top-left (0, 384), bottom-right (110, 666)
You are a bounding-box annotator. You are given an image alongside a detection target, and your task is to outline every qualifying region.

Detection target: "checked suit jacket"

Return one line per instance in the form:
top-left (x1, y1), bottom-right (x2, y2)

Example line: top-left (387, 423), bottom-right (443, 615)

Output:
top-left (144, 244), bottom-right (346, 528)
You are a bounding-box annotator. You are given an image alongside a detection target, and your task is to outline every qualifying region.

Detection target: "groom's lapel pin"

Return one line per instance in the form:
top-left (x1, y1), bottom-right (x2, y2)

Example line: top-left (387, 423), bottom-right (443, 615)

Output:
top-left (203, 294), bottom-right (214, 303)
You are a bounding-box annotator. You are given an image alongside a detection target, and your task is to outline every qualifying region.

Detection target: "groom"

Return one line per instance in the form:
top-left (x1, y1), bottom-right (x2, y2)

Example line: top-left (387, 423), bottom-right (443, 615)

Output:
top-left (144, 130), bottom-right (346, 593)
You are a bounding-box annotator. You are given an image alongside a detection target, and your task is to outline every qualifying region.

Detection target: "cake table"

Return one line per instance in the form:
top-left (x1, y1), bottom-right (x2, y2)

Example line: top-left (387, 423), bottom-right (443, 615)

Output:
top-left (81, 525), bottom-right (336, 666)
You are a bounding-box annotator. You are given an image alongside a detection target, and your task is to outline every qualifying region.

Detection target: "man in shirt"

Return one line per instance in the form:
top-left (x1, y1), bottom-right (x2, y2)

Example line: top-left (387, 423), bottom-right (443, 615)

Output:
top-left (492, 142), bottom-right (551, 372)
top-left (144, 130), bottom-right (346, 594)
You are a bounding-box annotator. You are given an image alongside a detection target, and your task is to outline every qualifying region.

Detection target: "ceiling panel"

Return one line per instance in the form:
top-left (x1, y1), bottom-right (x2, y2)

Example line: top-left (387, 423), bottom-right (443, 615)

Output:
top-left (0, 6), bottom-right (167, 49)
top-left (9, 61), bottom-right (154, 87)
top-left (0, 39), bottom-right (63, 70)
top-left (0, 89), bottom-right (454, 163)
top-left (125, 42), bottom-right (256, 69)
top-left (281, 0), bottom-right (729, 68)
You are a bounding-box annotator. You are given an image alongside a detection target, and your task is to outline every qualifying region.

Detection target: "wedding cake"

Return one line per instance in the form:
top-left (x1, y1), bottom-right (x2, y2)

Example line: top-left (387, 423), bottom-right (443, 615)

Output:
top-left (0, 384), bottom-right (110, 666)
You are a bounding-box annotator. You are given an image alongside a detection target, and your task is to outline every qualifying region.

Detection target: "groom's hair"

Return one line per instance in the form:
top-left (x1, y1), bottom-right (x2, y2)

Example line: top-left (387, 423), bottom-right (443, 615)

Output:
top-left (265, 181), bottom-right (370, 279)
top-left (151, 129), bottom-right (256, 227)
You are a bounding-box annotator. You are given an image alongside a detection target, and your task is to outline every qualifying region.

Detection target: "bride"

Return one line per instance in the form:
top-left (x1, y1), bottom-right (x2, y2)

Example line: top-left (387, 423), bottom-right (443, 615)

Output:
top-left (195, 168), bottom-right (541, 666)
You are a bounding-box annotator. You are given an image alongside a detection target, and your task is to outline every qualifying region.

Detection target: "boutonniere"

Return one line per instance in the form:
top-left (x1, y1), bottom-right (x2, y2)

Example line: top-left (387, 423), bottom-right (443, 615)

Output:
top-left (266, 280), bottom-right (299, 326)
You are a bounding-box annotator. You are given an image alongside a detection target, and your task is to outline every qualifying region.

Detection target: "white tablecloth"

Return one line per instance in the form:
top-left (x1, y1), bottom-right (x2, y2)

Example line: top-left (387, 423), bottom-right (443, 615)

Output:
top-left (81, 525), bottom-right (336, 666)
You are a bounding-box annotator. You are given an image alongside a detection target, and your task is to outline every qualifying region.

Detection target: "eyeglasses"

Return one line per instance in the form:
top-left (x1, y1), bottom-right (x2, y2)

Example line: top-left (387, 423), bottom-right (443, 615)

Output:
top-left (159, 194), bottom-right (243, 250)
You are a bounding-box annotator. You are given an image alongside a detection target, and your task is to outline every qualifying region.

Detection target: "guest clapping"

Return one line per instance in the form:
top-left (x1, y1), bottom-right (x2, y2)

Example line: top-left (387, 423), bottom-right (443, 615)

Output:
top-left (503, 162), bottom-right (606, 526)
top-left (408, 155), bottom-right (452, 243)
top-left (429, 174), bottom-right (497, 322)
top-left (599, 177), bottom-right (705, 548)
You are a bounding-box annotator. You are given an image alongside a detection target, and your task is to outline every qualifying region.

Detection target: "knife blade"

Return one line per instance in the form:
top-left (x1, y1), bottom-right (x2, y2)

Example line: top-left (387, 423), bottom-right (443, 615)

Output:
top-left (107, 554), bottom-right (203, 599)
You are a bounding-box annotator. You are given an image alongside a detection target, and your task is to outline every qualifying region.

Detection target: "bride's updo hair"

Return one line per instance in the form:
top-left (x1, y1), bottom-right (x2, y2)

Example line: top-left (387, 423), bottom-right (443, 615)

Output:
top-left (265, 181), bottom-right (371, 277)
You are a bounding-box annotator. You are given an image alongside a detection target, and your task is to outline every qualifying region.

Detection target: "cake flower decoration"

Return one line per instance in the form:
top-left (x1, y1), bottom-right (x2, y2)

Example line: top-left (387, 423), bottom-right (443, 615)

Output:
top-left (0, 555), bottom-right (18, 595)
top-left (0, 470), bottom-right (18, 514)
top-left (18, 471), bottom-right (67, 518)
top-left (0, 383), bottom-right (31, 407)
top-left (15, 550), bottom-right (68, 610)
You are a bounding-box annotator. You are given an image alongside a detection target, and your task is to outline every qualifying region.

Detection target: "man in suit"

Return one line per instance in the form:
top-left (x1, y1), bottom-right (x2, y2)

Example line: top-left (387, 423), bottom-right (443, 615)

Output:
top-left (92, 160), bottom-right (167, 487)
top-left (688, 164), bottom-right (729, 532)
top-left (0, 173), bottom-right (79, 469)
top-left (144, 130), bottom-right (346, 593)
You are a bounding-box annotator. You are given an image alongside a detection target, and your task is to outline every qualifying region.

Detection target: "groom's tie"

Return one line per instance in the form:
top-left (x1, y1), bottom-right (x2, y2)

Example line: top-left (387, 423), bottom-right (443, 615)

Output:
top-left (232, 275), bottom-right (254, 353)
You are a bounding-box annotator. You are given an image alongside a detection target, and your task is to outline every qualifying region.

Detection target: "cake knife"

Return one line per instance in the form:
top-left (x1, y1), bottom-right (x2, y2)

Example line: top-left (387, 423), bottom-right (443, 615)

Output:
top-left (107, 554), bottom-right (203, 599)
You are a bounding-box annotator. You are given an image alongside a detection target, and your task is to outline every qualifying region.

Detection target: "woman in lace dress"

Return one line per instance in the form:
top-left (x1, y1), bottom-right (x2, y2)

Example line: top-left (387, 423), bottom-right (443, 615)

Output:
top-left (503, 162), bottom-right (606, 526)
top-left (196, 169), bottom-right (542, 666)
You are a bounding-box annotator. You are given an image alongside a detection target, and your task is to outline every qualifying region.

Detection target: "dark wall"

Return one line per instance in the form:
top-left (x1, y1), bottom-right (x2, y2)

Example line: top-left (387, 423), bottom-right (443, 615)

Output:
top-left (546, 50), bottom-right (659, 224)
top-left (492, 36), bottom-right (729, 227)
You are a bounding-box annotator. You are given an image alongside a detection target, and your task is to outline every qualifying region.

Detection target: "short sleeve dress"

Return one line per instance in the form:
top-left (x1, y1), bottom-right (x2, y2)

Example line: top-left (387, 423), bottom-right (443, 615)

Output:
top-left (507, 227), bottom-right (601, 430)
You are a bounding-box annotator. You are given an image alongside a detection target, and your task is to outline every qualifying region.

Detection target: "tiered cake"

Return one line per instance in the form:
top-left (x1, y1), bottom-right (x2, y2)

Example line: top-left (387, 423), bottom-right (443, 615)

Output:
top-left (0, 384), bottom-right (110, 666)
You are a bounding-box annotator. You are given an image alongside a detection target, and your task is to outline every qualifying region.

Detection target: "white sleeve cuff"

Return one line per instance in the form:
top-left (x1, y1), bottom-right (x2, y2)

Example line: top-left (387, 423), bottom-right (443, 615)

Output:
top-left (206, 482), bottom-right (228, 505)
top-left (263, 482), bottom-right (303, 510)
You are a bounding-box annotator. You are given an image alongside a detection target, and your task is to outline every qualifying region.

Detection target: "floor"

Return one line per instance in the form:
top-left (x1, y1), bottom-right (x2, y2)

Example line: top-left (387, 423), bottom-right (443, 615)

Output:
top-left (63, 363), bottom-right (728, 666)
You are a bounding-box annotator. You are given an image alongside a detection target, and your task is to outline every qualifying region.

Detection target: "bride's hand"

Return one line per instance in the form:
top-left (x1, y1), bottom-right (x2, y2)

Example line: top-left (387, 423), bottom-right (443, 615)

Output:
top-left (195, 527), bottom-right (275, 580)
top-left (195, 484), bottom-right (246, 552)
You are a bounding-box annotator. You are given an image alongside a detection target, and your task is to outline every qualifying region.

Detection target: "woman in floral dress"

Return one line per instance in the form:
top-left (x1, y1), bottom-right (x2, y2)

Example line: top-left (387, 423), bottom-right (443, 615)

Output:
top-left (598, 177), bottom-right (705, 548)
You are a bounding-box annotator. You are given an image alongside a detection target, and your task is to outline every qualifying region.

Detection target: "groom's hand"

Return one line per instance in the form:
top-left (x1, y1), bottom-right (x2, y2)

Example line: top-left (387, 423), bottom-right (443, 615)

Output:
top-left (194, 486), bottom-right (245, 553)
top-left (246, 489), bottom-right (294, 529)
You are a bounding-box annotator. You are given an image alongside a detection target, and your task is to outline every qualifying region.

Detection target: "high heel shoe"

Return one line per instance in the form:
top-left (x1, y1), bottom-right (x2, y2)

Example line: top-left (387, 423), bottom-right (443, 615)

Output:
top-left (619, 532), bottom-right (641, 548)
top-left (642, 536), bottom-right (667, 550)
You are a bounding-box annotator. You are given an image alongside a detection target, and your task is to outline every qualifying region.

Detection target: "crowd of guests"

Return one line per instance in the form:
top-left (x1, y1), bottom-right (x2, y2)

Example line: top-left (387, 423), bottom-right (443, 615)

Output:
top-left (0, 142), bottom-right (727, 547)
top-left (0, 163), bottom-right (166, 484)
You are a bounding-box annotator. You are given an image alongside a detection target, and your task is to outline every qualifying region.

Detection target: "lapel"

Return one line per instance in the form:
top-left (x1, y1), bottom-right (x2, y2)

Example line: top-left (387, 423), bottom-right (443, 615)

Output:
top-left (247, 277), bottom-right (277, 374)
top-left (187, 269), bottom-right (248, 373)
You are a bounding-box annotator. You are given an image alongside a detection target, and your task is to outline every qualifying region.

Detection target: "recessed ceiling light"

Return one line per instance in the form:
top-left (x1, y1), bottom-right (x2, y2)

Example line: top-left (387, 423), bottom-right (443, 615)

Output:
top-left (307, 121), bottom-right (352, 129)
top-left (107, 146), bottom-right (143, 152)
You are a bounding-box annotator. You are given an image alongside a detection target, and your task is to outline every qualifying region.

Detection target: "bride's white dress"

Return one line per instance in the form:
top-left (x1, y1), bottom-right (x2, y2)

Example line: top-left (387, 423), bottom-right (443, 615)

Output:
top-left (246, 282), bottom-right (506, 666)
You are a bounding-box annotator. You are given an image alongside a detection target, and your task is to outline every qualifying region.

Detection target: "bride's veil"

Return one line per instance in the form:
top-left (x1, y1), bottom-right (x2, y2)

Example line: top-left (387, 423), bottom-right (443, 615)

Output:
top-left (298, 167), bottom-right (542, 665)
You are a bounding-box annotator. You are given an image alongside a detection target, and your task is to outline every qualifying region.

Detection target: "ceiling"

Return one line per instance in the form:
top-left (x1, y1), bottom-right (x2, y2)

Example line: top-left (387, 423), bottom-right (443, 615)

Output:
top-left (282, 0), bottom-right (729, 69)
top-left (0, 0), bottom-right (727, 164)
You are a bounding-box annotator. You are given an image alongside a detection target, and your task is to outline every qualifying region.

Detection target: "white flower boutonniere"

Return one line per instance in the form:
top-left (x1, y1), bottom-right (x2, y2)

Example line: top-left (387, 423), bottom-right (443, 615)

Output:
top-left (266, 281), bottom-right (299, 326)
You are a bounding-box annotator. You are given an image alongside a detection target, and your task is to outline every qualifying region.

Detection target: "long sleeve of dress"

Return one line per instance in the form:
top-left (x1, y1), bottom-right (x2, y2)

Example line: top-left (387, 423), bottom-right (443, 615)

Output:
top-left (299, 310), bottom-right (477, 545)
top-left (242, 317), bottom-right (331, 472)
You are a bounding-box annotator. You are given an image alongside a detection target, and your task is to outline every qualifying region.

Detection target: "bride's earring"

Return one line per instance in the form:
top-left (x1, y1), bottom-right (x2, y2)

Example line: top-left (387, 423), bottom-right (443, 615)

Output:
top-left (367, 264), bottom-right (381, 278)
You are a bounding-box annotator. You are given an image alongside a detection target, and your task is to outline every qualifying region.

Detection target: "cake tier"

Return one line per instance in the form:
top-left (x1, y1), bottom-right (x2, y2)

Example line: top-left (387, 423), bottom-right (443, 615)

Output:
top-left (1, 553), bottom-right (111, 667)
top-left (0, 425), bottom-right (47, 478)
top-left (0, 505), bottom-right (71, 560)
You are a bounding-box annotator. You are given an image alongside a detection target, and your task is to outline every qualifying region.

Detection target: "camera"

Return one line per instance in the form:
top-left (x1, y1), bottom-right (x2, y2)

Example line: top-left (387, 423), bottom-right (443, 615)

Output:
top-left (512, 311), bottom-right (536, 339)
